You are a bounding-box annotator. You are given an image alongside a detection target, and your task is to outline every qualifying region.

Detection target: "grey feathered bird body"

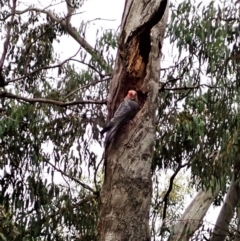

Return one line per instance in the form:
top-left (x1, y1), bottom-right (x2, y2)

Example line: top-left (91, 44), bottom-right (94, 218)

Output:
top-left (100, 98), bottom-right (139, 145)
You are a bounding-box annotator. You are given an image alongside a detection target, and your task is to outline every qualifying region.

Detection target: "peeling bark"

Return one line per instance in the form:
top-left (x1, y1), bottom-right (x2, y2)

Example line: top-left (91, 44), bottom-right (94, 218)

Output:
top-left (168, 182), bottom-right (220, 241)
top-left (98, 0), bottom-right (169, 240)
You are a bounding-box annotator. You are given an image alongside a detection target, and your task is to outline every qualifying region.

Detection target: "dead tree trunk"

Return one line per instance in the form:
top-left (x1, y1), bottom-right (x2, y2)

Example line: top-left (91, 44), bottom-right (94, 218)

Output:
top-left (98, 0), bottom-right (169, 240)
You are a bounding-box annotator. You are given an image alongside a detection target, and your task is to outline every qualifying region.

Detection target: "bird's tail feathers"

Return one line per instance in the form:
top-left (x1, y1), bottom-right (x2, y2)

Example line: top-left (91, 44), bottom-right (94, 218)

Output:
top-left (100, 126), bottom-right (110, 135)
top-left (100, 122), bottom-right (114, 136)
top-left (105, 126), bottom-right (120, 145)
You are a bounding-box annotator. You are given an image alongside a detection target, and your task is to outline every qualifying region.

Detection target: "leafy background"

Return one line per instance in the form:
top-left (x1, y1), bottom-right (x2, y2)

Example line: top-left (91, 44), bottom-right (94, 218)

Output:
top-left (0, 0), bottom-right (240, 240)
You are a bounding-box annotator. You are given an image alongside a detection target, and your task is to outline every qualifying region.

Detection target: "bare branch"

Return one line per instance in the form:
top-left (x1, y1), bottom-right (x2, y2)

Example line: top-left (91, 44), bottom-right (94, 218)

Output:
top-left (0, 91), bottom-right (107, 106)
top-left (45, 159), bottom-right (96, 194)
top-left (85, 17), bottom-right (116, 24)
top-left (162, 163), bottom-right (188, 221)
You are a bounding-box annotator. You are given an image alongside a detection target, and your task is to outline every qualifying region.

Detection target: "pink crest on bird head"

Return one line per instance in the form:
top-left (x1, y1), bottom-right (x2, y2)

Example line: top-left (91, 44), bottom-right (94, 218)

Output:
top-left (126, 90), bottom-right (138, 100)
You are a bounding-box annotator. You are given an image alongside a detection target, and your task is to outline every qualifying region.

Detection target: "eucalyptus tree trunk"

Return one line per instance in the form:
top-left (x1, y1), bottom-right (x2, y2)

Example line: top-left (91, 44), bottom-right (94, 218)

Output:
top-left (168, 180), bottom-right (220, 241)
top-left (98, 0), bottom-right (169, 240)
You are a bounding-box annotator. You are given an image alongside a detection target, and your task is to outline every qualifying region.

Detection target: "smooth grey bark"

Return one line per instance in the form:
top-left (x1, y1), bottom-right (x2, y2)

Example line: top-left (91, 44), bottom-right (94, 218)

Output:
top-left (234, 207), bottom-right (240, 241)
top-left (168, 182), bottom-right (220, 241)
top-left (98, 0), bottom-right (169, 240)
top-left (211, 175), bottom-right (240, 241)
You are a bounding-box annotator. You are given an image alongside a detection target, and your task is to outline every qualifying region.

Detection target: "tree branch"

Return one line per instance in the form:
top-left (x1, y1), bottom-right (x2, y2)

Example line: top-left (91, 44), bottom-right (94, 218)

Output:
top-left (159, 83), bottom-right (221, 92)
top-left (0, 91), bottom-right (106, 106)
top-left (161, 163), bottom-right (188, 222)
top-left (13, 7), bottom-right (108, 69)
top-left (64, 77), bottom-right (111, 99)
top-left (46, 159), bottom-right (96, 194)
top-left (7, 47), bottom-right (81, 84)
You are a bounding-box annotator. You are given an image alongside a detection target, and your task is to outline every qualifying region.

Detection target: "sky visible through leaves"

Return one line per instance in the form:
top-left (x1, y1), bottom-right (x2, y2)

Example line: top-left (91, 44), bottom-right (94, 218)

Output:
top-left (0, 0), bottom-right (226, 237)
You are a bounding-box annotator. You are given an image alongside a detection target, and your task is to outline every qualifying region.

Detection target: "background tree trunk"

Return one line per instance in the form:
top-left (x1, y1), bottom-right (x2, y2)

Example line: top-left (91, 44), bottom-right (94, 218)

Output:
top-left (211, 155), bottom-right (240, 241)
top-left (210, 177), bottom-right (238, 241)
top-left (98, 0), bottom-right (169, 240)
top-left (234, 207), bottom-right (240, 241)
top-left (168, 180), bottom-right (220, 241)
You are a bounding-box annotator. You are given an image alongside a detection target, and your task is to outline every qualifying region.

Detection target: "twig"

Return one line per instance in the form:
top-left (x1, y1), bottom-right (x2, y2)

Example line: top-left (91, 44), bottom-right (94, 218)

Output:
top-left (159, 77), bottom-right (183, 90)
top-left (0, 0), bottom-right (17, 69)
top-left (94, 155), bottom-right (104, 194)
top-left (86, 17), bottom-right (116, 24)
top-left (64, 77), bottom-right (111, 99)
top-left (71, 59), bottom-right (111, 78)
top-left (7, 48), bottom-right (81, 84)
top-left (162, 163), bottom-right (188, 221)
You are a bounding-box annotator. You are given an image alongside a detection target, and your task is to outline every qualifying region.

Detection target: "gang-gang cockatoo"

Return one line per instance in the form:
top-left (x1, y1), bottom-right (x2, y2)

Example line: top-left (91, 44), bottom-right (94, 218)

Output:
top-left (100, 90), bottom-right (139, 144)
